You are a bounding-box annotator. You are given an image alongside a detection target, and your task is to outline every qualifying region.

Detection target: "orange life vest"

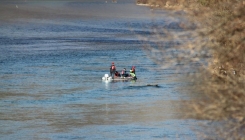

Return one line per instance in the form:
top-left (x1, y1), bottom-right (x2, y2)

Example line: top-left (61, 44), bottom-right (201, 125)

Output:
top-left (111, 65), bottom-right (115, 70)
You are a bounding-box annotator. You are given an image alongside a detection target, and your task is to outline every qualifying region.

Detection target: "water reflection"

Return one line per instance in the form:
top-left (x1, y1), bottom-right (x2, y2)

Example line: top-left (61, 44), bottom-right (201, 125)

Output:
top-left (103, 80), bottom-right (111, 90)
top-left (0, 99), bottom-right (184, 126)
top-left (3, 97), bottom-right (192, 139)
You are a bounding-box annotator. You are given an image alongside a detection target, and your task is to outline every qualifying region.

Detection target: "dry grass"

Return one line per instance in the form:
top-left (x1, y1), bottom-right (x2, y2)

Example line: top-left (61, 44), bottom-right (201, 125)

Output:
top-left (139, 0), bottom-right (245, 139)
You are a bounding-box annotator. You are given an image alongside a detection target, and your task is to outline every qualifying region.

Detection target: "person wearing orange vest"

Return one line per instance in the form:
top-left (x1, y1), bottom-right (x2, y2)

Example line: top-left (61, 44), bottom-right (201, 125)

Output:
top-left (110, 62), bottom-right (116, 79)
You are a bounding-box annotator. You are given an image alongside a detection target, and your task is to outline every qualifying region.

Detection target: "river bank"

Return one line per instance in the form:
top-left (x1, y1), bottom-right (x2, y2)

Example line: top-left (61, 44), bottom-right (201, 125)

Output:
top-left (136, 0), bottom-right (245, 139)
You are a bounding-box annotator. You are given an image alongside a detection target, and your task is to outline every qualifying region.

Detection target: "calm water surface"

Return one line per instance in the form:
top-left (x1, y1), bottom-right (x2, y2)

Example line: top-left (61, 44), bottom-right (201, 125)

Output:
top-left (0, 0), bottom-right (199, 139)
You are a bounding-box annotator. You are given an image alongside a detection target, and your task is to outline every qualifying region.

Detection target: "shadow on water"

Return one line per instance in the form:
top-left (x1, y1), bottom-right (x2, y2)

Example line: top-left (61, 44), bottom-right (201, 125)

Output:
top-left (128, 84), bottom-right (161, 89)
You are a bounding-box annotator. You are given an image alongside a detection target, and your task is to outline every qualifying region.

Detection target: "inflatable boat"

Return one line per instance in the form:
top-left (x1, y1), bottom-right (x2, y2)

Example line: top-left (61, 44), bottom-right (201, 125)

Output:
top-left (102, 74), bottom-right (136, 81)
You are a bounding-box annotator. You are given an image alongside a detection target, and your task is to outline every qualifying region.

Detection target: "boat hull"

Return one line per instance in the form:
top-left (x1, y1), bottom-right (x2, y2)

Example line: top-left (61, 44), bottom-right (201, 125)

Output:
top-left (102, 74), bottom-right (135, 81)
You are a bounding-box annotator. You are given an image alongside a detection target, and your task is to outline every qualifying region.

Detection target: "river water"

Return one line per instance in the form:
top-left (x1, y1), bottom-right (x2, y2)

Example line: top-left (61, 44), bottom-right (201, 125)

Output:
top-left (0, 0), bottom-right (199, 139)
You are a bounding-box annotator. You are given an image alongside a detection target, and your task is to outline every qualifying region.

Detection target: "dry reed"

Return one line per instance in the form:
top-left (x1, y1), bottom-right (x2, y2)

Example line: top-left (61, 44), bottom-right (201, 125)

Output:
top-left (139, 0), bottom-right (245, 139)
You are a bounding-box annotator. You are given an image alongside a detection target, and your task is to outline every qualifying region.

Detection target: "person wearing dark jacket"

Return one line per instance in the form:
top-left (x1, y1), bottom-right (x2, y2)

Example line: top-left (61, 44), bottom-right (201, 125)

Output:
top-left (121, 68), bottom-right (128, 77)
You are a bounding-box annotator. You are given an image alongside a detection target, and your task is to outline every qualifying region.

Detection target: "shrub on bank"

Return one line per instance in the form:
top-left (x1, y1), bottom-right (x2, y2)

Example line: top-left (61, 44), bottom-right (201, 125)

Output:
top-left (141, 0), bottom-right (245, 139)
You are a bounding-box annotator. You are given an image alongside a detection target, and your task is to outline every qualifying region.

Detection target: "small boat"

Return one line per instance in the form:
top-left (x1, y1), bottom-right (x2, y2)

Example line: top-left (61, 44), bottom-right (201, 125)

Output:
top-left (102, 74), bottom-right (136, 81)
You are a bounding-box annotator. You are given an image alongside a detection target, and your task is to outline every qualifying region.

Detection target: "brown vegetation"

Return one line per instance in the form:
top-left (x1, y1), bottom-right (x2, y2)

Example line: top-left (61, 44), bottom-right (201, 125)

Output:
top-left (140, 0), bottom-right (245, 139)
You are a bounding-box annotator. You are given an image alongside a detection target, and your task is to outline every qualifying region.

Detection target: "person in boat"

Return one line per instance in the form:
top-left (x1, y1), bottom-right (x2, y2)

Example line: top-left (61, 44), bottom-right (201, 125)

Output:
top-left (131, 66), bottom-right (136, 75)
top-left (121, 68), bottom-right (128, 77)
top-left (110, 62), bottom-right (116, 79)
top-left (129, 69), bottom-right (137, 80)
top-left (115, 71), bottom-right (121, 77)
